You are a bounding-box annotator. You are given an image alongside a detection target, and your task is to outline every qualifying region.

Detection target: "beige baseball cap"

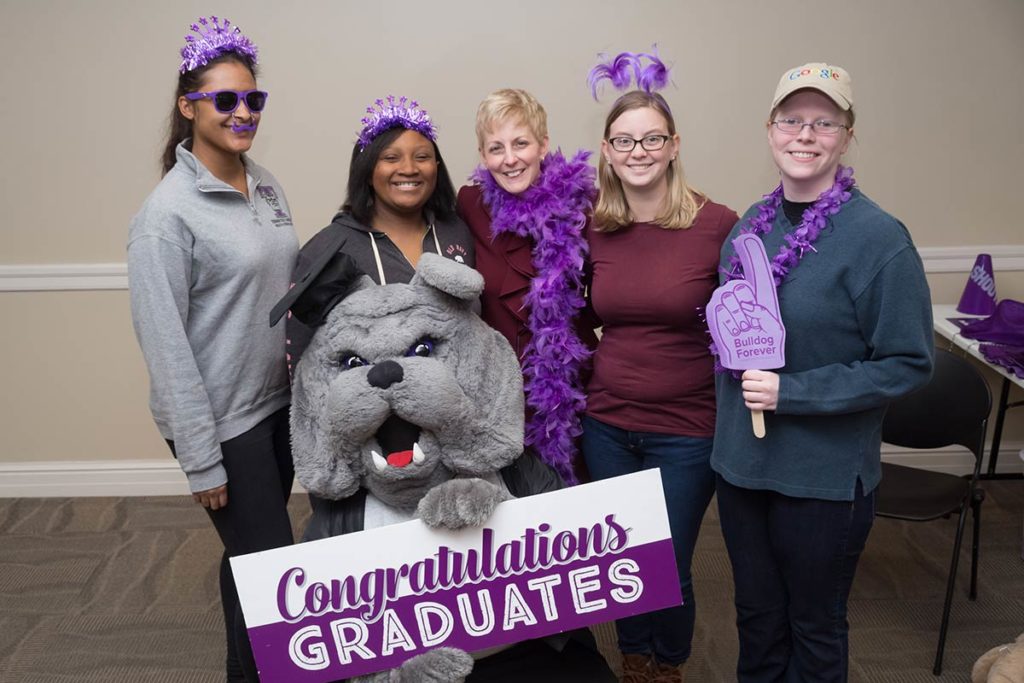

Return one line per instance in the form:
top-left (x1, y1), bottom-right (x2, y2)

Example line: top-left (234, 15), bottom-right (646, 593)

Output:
top-left (771, 63), bottom-right (853, 113)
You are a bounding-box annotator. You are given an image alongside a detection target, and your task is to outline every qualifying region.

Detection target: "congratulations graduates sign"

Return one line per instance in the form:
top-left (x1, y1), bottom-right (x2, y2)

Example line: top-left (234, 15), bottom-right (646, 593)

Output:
top-left (232, 469), bottom-right (680, 682)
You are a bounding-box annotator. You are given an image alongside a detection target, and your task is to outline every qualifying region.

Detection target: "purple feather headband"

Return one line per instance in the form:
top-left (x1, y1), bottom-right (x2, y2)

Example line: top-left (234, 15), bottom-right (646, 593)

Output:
top-left (357, 96), bottom-right (438, 150)
top-left (179, 16), bottom-right (258, 74)
top-left (588, 46), bottom-right (670, 100)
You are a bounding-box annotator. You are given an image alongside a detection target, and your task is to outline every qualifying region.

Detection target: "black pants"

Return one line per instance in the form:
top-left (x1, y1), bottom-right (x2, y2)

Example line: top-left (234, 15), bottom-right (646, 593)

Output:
top-left (716, 475), bottom-right (875, 683)
top-left (170, 406), bottom-right (294, 681)
top-left (467, 630), bottom-right (617, 682)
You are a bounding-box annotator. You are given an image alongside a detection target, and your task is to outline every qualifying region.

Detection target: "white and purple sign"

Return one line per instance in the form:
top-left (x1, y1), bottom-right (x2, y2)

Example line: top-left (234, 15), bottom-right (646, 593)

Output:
top-left (707, 234), bottom-right (786, 371)
top-left (231, 469), bottom-right (680, 682)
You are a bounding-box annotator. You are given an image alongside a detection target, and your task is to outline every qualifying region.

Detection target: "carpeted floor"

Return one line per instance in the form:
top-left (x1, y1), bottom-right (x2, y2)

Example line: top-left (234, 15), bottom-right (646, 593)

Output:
top-left (1, 480), bottom-right (1021, 682)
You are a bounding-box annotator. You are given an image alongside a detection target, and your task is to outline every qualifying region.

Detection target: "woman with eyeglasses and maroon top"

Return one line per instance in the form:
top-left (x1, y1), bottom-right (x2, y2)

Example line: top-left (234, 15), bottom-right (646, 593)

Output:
top-left (711, 63), bottom-right (932, 682)
top-left (582, 51), bottom-right (739, 683)
top-left (127, 18), bottom-right (297, 681)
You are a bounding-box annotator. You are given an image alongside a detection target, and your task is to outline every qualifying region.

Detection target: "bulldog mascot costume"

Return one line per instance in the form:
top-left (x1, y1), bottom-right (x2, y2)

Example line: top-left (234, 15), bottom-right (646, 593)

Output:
top-left (269, 253), bottom-right (614, 682)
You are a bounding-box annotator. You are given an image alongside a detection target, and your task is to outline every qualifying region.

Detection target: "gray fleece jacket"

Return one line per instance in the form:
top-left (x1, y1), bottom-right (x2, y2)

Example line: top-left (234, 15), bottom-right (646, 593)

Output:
top-left (128, 142), bottom-right (298, 492)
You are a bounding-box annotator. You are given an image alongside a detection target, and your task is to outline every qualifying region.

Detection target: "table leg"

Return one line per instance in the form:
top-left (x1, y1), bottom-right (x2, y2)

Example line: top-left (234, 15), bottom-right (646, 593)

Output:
top-left (986, 378), bottom-right (1011, 477)
top-left (981, 377), bottom-right (1024, 480)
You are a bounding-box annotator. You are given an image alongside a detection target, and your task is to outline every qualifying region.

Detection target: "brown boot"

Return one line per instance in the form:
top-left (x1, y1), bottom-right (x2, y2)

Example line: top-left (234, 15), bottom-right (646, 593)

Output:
top-left (620, 653), bottom-right (652, 683)
top-left (650, 659), bottom-right (686, 683)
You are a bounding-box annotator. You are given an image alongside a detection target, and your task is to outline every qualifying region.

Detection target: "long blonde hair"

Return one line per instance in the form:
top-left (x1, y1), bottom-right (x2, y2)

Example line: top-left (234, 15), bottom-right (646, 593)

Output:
top-left (593, 91), bottom-right (703, 232)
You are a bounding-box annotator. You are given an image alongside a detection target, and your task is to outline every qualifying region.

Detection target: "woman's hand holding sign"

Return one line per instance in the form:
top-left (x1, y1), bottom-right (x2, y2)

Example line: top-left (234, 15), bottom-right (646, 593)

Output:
top-left (706, 234), bottom-right (786, 437)
top-left (741, 370), bottom-right (780, 412)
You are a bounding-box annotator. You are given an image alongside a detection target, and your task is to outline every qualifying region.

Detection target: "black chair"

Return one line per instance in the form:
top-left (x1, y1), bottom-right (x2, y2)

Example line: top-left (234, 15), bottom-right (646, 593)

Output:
top-left (876, 348), bottom-right (991, 675)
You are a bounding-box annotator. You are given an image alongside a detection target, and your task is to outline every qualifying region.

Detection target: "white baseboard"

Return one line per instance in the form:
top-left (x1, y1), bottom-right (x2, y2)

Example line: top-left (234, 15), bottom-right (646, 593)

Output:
top-left (1, 444), bottom-right (1020, 498)
top-left (0, 460), bottom-right (307, 498)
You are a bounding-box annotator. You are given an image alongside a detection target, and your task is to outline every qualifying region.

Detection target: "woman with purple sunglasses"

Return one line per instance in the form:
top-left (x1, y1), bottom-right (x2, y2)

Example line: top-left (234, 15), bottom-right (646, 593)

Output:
top-left (127, 17), bottom-right (298, 681)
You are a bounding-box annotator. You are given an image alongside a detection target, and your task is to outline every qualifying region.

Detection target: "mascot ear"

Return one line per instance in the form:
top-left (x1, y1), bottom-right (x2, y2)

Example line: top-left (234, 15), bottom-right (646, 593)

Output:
top-left (270, 252), bottom-right (367, 327)
top-left (411, 253), bottom-right (484, 302)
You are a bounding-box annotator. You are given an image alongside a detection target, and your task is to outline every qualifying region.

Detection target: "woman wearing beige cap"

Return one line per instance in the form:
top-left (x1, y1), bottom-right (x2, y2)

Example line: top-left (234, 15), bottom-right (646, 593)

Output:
top-left (710, 63), bottom-right (934, 681)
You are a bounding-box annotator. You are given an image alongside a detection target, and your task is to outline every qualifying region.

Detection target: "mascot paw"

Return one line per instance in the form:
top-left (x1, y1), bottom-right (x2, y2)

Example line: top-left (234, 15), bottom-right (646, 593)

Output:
top-left (417, 478), bottom-right (511, 529)
top-left (972, 632), bottom-right (1024, 683)
top-left (350, 647), bottom-right (472, 683)
top-left (398, 646), bottom-right (474, 682)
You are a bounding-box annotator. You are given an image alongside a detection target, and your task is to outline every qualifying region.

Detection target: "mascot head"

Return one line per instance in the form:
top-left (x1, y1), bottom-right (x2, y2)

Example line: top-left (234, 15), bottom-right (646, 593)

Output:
top-left (286, 253), bottom-right (524, 510)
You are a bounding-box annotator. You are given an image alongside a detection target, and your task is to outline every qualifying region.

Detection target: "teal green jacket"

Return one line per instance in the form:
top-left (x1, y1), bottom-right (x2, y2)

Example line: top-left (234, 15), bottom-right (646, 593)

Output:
top-left (711, 189), bottom-right (934, 501)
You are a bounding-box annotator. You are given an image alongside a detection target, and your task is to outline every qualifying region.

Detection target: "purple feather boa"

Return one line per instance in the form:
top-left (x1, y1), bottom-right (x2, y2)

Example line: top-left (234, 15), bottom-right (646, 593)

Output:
top-left (471, 150), bottom-right (597, 484)
top-left (710, 166), bottom-right (856, 374)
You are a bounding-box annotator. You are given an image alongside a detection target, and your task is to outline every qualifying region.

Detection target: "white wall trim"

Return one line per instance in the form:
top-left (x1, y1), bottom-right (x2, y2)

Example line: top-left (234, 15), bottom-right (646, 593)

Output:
top-left (0, 263), bottom-right (128, 291)
top-left (917, 245), bottom-right (1024, 274)
top-left (1, 245), bottom-right (1023, 292)
top-left (0, 445), bottom-right (1019, 498)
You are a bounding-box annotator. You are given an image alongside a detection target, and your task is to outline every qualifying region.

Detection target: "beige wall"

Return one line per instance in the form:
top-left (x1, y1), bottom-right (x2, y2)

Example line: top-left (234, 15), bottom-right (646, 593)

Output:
top-left (2, 0), bottom-right (1023, 472)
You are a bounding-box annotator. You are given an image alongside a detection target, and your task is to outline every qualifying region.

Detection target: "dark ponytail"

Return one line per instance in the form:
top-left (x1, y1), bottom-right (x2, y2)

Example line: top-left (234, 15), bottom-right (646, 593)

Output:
top-left (160, 54), bottom-right (258, 176)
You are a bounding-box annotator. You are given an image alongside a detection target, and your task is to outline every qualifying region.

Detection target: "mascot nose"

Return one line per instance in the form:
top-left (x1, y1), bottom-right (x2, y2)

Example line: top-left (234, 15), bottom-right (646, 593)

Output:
top-left (367, 360), bottom-right (404, 389)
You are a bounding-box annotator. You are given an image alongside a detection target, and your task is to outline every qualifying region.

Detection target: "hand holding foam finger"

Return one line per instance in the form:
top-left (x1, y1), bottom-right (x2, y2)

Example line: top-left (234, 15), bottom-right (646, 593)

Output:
top-left (741, 369), bottom-right (780, 411)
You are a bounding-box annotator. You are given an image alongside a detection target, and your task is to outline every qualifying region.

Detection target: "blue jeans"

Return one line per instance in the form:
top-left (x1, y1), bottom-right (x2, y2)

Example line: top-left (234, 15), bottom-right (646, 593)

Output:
top-left (715, 475), bottom-right (875, 683)
top-left (581, 415), bottom-right (715, 665)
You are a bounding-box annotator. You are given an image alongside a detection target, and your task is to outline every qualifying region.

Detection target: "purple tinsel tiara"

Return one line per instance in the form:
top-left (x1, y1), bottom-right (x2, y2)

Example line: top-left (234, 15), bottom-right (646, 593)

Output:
top-left (357, 96), bottom-right (438, 150)
top-left (179, 16), bottom-right (258, 74)
top-left (588, 45), bottom-right (670, 100)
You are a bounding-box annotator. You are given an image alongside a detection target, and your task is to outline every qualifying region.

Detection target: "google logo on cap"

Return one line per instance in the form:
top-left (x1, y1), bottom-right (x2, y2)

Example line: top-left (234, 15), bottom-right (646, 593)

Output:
top-left (789, 68), bottom-right (841, 81)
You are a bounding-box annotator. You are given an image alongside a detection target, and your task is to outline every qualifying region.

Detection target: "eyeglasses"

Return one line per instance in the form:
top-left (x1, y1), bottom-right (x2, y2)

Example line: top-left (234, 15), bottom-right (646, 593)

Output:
top-left (771, 118), bottom-right (849, 136)
top-left (184, 89), bottom-right (268, 114)
top-left (607, 134), bottom-right (672, 153)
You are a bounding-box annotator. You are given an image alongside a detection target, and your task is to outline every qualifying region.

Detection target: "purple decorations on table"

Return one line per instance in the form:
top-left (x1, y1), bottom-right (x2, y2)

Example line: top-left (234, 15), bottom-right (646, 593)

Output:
top-left (980, 344), bottom-right (1024, 380)
top-left (960, 299), bottom-right (1024, 347)
top-left (956, 253), bottom-right (998, 315)
top-left (179, 16), bottom-right (259, 74)
top-left (472, 150), bottom-right (597, 485)
top-left (358, 96), bottom-right (437, 150)
top-left (588, 46), bottom-right (671, 100)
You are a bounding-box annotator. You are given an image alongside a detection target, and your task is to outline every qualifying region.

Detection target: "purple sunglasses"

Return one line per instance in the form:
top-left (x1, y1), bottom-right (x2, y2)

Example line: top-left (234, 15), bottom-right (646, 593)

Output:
top-left (184, 89), bottom-right (268, 114)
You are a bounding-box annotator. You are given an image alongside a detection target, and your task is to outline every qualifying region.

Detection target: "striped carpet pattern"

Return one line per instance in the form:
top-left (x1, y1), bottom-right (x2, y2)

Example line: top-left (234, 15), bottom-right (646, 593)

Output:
top-left (1, 481), bottom-right (1021, 682)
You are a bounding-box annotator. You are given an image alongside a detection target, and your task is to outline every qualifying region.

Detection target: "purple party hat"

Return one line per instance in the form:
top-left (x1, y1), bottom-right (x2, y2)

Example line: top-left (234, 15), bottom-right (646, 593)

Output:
top-left (179, 16), bottom-right (258, 74)
top-left (357, 96), bottom-right (437, 150)
top-left (957, 253), bottom-right (998, 315)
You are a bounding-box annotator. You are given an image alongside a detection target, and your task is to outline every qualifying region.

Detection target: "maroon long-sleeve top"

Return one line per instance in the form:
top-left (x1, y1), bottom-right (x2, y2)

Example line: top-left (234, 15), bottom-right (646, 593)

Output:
top-left (586, 200), bottom-right (739, 436)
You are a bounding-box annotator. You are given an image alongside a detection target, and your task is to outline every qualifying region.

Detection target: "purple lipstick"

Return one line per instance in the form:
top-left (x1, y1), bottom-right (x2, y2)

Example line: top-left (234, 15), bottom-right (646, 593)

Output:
top-left (231, 123), bottom-right (257, 133)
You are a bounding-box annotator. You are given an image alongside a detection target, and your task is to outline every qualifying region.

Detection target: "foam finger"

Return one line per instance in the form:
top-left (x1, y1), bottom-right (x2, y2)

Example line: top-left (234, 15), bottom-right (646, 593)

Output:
top-left (733, 233), bottom-right (780, 312)
top-left (722, 292), bottom-right (750, 331)
top-left (716, 303), bottom-right (739, 335)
